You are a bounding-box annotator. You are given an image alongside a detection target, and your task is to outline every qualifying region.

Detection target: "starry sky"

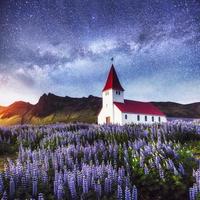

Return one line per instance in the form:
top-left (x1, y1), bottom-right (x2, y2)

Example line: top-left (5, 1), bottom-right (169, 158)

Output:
top-left (0, 0), bottom-right (200, 106)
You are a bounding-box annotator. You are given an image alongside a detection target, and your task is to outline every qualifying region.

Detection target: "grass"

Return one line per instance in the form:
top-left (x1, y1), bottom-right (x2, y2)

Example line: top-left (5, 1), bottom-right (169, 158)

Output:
top-left (30, 110), bottom-right (97, 125)
top-left (0, 115), bottom-right (22, 126)
top-left (184, 140), bottom-right (200, 159)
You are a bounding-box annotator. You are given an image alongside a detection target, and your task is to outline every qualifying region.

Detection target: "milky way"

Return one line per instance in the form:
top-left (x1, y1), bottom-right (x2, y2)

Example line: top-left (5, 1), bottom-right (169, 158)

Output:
top-left (0, 0), bottom-right (200, 105)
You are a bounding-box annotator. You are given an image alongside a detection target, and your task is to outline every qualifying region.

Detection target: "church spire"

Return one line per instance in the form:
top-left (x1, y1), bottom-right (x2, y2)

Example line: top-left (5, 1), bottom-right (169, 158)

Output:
top-left (102, 64), bottom-right (124, 92)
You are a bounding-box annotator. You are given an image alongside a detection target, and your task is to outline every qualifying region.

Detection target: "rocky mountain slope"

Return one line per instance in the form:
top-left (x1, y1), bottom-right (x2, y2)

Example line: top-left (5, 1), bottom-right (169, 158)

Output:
top-left (0, 93), bottom-right (199, 125)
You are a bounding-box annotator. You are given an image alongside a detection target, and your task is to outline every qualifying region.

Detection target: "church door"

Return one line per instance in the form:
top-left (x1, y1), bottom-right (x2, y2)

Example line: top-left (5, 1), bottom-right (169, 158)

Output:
top-left (106, 117), bottom-right (111, 124)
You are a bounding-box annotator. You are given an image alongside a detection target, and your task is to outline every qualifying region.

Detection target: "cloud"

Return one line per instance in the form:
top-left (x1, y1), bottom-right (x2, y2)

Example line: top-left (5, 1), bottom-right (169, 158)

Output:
top-left (88, 39), bottom-right (118, 54)
top-left (0, 74), bottom-right (9, 86)
top-left (0, 71), bottom-right (40, 106)
top-left (14, 68), bottom-right (35, 86)
top-left (35, 42), bottom-right (71, 59)
top-left (0, 19), bottom-right (199, 106)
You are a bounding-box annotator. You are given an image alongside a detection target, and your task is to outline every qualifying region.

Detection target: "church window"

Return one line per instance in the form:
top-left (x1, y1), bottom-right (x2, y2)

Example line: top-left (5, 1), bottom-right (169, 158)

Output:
top-left (137, 115), bottom-right (140, 121)
top-left (158, 116), bottom-right (161, 122)
top-left (145, 116), bottom-right (147, 121)
top-left (116, 91), bottom-right (121, 95)
top-left (125, 114), bottom-right (127, 119)
top-left (152, 116), bottom-right (154, 122)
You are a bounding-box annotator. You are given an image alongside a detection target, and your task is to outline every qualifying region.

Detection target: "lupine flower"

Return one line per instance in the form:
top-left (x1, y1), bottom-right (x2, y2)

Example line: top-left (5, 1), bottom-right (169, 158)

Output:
top-left (189, 187), bottom-right (195, 200)
top-left (57, 184), bottom-right (64, 200)
top-left (1, 191), bottom-right (7, 200)
top-left (9, 177), bottom-right (15, 198)
top-left (132, 185), bottom-right (137, 200)
top-left (0, 122), bottom-right (198, 199)
top-left (117, 184), bottom-right (123, 200)
top-left (38, 193), bottom-right (45, 200)
top-left (125, 186), bottom-right (131, 200)
top-left (32, 179), bottom-right (38, 197)
top-left (82, 176), bottom-right (89, 194)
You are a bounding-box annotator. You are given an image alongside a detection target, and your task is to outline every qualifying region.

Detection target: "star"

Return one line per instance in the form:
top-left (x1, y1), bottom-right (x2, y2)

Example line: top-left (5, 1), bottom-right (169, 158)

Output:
top-left (0, 0), bottom-right (200, 105)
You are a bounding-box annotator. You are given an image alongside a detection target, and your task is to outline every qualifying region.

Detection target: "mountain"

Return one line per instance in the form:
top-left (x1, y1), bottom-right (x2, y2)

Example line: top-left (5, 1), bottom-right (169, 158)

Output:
top-left (152, 102), bottom-right (200, 119)
top-left (0, 93), bottom-right (101, 125)
top-left (0, 102), bottom-right (33, 125)
top-left (0, 93), bottom-right (199, 125)
top-left (0, 106), bottom-right (5, 112)
top-left (26, 93), bottom-right (102, 124)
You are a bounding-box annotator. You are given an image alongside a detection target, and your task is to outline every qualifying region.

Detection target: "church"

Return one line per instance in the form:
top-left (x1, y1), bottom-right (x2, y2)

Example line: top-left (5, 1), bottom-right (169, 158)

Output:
top-left (98, 64), bottom-right (167, 125)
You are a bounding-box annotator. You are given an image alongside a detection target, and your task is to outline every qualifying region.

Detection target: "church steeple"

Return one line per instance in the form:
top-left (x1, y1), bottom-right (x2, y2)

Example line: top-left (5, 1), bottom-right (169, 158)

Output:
top-left (102, 64), bottom-right (124, 92)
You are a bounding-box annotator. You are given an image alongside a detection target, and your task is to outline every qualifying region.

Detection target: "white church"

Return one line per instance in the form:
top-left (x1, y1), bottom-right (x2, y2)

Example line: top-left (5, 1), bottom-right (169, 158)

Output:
top-left (98, 64), bottom-right (167, 125)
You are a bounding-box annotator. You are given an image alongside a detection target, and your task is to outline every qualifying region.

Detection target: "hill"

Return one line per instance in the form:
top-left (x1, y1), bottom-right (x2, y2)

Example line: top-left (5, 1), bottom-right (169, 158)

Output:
top-left (152, 102), bottom-right (200, 119)
top-left (0, 93), bottom-right (199, 125)
top-left (0, 106), bottom-right (5, 112)
top-left (0, 93), bottom-right (101, 125)
top-left (0, 101), bottom-right (33, 125)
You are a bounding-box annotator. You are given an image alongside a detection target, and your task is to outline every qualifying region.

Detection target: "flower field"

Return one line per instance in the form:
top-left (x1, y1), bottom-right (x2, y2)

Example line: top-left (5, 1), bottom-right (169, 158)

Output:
top-left (0, 122), bottom-right (200, 200)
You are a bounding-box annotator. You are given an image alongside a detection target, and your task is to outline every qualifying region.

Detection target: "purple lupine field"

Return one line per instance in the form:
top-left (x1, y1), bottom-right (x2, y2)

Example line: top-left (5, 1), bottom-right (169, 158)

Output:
top-left (1, 0), bottom-right (200, 199)
top-left (0, 122), bottom-right (200, 200)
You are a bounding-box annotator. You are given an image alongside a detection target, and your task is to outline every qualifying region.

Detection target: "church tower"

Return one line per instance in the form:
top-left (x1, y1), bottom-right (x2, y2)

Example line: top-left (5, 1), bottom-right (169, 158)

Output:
top-left (99, 64), bottom-right (124, 123)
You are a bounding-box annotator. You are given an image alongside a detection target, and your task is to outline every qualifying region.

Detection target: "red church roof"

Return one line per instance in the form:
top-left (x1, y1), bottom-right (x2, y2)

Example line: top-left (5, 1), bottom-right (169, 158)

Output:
top-left (114, 100), bottom-right (165, 116)
top-left (102, 64), bottom-right (124, 92)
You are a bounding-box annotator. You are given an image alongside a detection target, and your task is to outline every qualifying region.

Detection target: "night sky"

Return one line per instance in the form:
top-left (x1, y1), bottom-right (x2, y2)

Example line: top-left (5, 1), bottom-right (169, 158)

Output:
top-left (0, 0), bottom-right (200, 106)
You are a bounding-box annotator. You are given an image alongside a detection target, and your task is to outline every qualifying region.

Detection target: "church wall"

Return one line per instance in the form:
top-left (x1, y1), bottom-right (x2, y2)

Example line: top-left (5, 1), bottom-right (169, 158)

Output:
top-left (97, 109), bottom-right (104, 124)
top-left (121, 113), bottom-right (167, 124)
top-left (113, 105), bottom-right (123, 125)
top-left (112, 90), bottom-right (124, 103)
top-left (102, 89), bottom-right (114, 123)
top-left (100, 89), bottom-right (124, 124)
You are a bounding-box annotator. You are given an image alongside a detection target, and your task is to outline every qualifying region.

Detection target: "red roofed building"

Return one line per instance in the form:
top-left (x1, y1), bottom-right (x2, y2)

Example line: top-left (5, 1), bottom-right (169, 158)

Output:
top-left (102, 64), bottom-right (124, 92)
top-left (98, 64), bottom-right (167, 124)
